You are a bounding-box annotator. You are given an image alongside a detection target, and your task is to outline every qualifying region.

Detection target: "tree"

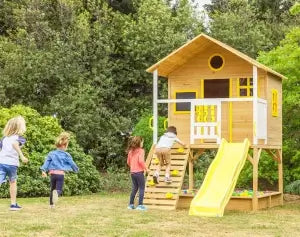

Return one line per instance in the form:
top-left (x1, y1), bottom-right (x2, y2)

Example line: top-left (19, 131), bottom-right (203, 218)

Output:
top-left (257, 3), bottom-right (300, 182)
top-left (0, 0), bottom-right (204, 169)
top-left (206, 0), bottom-right (298, 58)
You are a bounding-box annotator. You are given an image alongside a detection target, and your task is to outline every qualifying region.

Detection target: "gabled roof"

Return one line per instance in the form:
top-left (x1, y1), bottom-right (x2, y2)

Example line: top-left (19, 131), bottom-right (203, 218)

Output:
top-left (146, 33), bottom-right (287, 79)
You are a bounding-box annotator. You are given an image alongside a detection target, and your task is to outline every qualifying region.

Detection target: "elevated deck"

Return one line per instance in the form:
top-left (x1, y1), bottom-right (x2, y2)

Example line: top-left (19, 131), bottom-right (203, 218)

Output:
top-left (189, 144), bottom-right (282, 149)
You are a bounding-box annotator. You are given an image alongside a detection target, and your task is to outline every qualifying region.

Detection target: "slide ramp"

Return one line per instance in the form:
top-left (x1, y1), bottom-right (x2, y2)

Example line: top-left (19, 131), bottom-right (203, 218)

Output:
top-left (189, 139), bottom-right (250, 217)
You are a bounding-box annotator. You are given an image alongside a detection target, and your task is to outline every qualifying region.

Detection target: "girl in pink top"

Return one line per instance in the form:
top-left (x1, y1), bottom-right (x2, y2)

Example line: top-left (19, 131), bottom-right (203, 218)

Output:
top-left (127, 136), bottom-right (147, 211)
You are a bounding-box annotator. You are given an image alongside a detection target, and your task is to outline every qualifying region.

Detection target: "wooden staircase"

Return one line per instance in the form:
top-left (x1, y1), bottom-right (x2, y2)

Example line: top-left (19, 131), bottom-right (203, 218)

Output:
top-left (143, 146), bottom-right (190, 210)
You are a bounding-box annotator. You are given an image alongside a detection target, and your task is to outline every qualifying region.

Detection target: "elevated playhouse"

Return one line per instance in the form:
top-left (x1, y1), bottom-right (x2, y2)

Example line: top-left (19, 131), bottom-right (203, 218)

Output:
top-left (143, 33), bottom-right (285, 216)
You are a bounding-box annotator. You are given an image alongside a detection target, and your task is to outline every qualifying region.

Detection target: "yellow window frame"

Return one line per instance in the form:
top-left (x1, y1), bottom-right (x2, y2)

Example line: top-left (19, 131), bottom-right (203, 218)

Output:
top-left (237, 77), bottom-right (253, 97)
top-left (208, 53), bottom-right (225, 72)
top-left (173, 90), bottom-right (198, 114)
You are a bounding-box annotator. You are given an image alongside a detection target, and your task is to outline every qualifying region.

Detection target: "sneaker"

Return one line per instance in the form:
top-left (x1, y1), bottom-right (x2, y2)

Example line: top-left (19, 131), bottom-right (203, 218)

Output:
top-left (153, 175), bottom-right (159, 184)
top-left (127, 204), bottom-right (135, 210)
top-left (164, 177), bottom-right (172, 183)
top-left (50, 205), bottom-right (55, 209)
top-left (52, 190), bottom-right (59, 204)
top-left (10, 203), bottom-right (22, 211)
top-left (136, 205), bottom-right (147, 211)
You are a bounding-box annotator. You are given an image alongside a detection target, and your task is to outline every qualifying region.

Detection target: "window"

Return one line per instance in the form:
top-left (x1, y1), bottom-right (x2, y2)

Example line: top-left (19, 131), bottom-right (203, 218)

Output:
top-left (208, 54), bottom-right (225, 71)
top-left (272, 89), bottom-right (278, 117)
top-left (174, 91), bottom-right (197, 113)
top-left (238, 77), bottom-right (253, 97)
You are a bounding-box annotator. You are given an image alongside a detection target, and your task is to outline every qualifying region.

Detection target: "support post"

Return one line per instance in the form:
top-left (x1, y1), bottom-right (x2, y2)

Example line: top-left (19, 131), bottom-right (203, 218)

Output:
top-left (252, 147), bottom-right (259, 211)
top-left (229, 78), bottom-right (233, 142)
top-left (217, 102), bottom-right (221, 144)
top-left (189, 157), bottom-right (194, 191)
top-left (278, 149), bottom-right (283, 205)
top-left (190, 101), bottom-right (195, 144)
top-left (253, 66), bottom-right (258, 145)
top-left (153, 69), bottom-right (158, 144)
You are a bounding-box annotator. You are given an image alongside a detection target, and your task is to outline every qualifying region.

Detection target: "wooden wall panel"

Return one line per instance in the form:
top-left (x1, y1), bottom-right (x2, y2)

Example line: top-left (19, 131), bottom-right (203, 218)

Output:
top-left (169, 44), bottom-right (253, 79)
top-left (165, 43), bottom-right (271, 145)
top-left (231, 102), bottom-right (253, 142)
top-left (266, 74), bottom-right (282, 145)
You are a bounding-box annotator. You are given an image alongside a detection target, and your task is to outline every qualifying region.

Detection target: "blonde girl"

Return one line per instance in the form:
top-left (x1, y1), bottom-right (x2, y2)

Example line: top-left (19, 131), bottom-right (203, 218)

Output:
top-left (0, 116), bottom-right (28, 211)
top-left (41, 132), bottom-right (79, 208)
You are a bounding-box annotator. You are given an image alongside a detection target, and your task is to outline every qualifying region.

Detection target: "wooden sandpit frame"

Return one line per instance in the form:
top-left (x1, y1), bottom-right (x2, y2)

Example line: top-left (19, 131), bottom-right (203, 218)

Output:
top-left (179, 144), bottom-right (283, 211)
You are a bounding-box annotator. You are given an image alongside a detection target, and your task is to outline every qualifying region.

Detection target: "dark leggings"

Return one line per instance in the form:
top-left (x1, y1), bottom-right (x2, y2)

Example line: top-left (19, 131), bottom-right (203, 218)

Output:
top-left (129, 172), bottom-right (145, 206)
top-left (50, 174), bottom-right (64, 205)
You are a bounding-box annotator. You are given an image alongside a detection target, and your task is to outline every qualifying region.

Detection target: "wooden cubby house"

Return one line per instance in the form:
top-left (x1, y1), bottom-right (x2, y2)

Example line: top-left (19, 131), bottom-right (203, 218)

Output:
top-left (143, 33), bottom-right (286, 212)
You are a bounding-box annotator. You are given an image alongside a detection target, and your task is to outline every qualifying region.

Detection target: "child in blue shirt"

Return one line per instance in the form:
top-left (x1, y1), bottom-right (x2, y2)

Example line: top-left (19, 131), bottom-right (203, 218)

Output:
top-left (41, 132), bottom-right (79, 208)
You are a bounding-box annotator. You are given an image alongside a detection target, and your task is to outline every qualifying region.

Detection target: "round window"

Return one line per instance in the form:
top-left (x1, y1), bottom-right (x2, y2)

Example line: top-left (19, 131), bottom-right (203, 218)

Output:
top-left (208, 54), bottom-right (224, 71)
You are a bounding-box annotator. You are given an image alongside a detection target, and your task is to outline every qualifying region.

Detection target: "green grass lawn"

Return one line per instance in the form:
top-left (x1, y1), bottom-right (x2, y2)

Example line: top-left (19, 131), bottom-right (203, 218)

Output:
top-left (0, 193), bottom-right (299, 237)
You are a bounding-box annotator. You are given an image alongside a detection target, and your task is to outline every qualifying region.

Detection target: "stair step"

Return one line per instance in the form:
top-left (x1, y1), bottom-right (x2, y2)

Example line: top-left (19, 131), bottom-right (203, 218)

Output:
top-left (146, 176), bottom-right (182, 182)
top-left (146, 205), bottom-right (176, 210)
top-left (143, 199), bottom-right (177, 205)
top-left (146, 182), bottom-right (181, 188)
top-left (145, 187), bottom-right (180, 193)
top-left (170, 155), bottom-right (190, 160)
top-left (148, 171), bottom-right (184, 176)
top-left (149, 165), bottom-right (185, 171)
top-left (144, 193), bottom-right (179, 199)
top-left (151, 160), bottom-right (186, 166)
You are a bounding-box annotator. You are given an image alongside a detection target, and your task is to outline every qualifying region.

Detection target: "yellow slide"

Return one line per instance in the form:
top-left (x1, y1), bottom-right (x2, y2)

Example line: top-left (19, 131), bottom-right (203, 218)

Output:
top-left (189, 139), bottom-right (250, 217)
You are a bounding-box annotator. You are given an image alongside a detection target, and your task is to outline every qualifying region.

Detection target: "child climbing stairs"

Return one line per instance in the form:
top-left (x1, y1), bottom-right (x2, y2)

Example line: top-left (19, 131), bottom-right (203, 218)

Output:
top-left (143, 146), bottom-right (190, 210)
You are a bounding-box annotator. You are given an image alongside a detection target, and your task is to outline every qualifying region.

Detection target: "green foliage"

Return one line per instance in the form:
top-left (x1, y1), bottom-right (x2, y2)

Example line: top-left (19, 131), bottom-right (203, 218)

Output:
top-left (290, 2), bottom-right (300, 15)
top-left (0, 0), bottom-right (203, 170)
top-left (132, 114), bottom-right (166, 153)
top-left (206, 0), bottom-right (298, 58)
top-left (237, 152), bottom-right (279, 189)
top-left (0, 105), bottom-right (102, 197)
top-left (258, 22), bottom-right (300, 183)
top-left (100, 167), bottom-right (131, 192)
top-left (192, 151), bottom-right (216, 189)
top-left (285, 180), bottom-right (300, 195)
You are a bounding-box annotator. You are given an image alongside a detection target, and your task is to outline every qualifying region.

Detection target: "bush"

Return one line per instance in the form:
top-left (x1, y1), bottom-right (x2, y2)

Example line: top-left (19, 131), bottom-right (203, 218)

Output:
top-left (132, 114), bottom-right (166, 153)
top-left (100, 167), bottom-right (131, 192)
top-left (190, 150), bottom-right (280, 191)
top-left (0, 105), bottom-right (102, 197)
top-left (193, 151), bottom-right (216, 189)
top-left (236, 151), bottom-right (279, 189)
top-left (285, 180), bottom-right (300, 195)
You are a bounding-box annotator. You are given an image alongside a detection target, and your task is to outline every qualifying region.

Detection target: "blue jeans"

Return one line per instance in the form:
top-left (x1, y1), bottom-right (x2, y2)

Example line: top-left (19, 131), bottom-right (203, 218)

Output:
top-left (129, 172), bottom-right (145, 205)
top-left (0, 164), bottom-right (18, 184)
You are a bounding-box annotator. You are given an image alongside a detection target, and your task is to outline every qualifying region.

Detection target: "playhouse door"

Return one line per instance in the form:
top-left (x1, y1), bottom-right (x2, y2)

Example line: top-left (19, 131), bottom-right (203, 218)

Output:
top-left (204, 79), bottom-right (229, 98)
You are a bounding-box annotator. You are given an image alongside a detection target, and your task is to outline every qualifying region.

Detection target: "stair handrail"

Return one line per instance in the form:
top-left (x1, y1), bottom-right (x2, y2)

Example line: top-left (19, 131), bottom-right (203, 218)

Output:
top-left (145, 144), bottom-right (156, 169)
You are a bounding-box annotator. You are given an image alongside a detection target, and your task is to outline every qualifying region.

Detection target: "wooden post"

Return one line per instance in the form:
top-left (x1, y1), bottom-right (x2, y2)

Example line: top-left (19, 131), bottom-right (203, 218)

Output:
top-left (153, 69), bottom-right (158, 144)
top-left (253, 66), bottom-right (258, 145)
top-left (189, 151), bottom-right (194, 191)
top-left (217, 101), bottom-right (221, 144)
top-left (229, 78), bottom-right (233, 142)
top-left (252, 147), bottom-right (259, 211)
top-left (278, 149), bottom-right (283, 205)
top-left (190, 101), bottom-right (195, 144)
